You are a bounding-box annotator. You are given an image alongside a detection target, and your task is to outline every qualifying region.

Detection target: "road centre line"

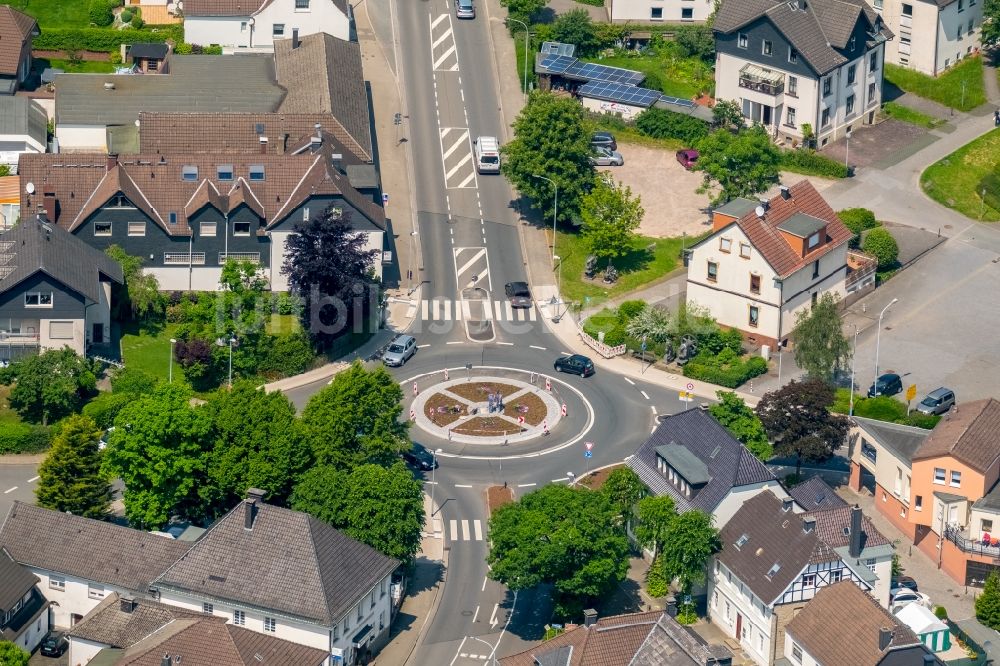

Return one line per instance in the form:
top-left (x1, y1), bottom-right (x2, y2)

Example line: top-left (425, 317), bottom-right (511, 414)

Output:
top-left (496, 341), bottom-right (514, 346)
top-left (446, 341), bottom-right (464, 345)
top-left (518, 483), bottom-right (536, 488)
top-left (530, 345), bottom-right (546, 350)
top-left (472, 605), bottom-right (480, 623)
top-left (551, 477), bottom-right (568, 483)
top-left (449, 637), bottom-right (468, 666)
top-left (417, 344), bottom-right (431, 349)
top-left (482, 576), bottom-right (488, 591)
top-left (624, 377), bottom-right (635, 385)
top-left (455, 484), bottom-right (472, 488)
top-left (3, 487), bottom-right (16, 494)
top-left (27, 476), bottom-right (39, 482)
top-left (640, 391), bottom-right (650, 400)
top-left (424, 481), bottom-right (438, 485)
top-left (560, 351), bottom-right (571, 356)
top-left (651, 405), bottom-right (658, 414)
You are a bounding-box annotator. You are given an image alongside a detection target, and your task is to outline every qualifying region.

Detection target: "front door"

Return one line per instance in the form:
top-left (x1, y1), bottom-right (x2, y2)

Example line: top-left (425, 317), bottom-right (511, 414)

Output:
top-left (735, 613), bottom-right (742, 640)
top-left (92, 323), bottom-right (104, 344)
top-left (762, 105), bottom-right (772, 126)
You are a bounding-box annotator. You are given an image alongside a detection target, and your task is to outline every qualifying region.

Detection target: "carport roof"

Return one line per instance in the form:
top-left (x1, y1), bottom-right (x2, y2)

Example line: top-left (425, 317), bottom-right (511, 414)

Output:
top-left (714, 197), bottom-right (758, 219)
top-left (852, 417), bottom-right (929, 464)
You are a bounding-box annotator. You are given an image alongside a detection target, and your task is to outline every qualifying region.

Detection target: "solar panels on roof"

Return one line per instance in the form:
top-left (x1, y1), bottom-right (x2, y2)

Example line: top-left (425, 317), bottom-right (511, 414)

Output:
top-left (539, 54), bottom-right (575, 74)
top-left (565, 61), bottom-right (644, 85)
top-left (578, 81), bottom-right (662, 107)
top-left (661, 95), bottom-right (697, 108)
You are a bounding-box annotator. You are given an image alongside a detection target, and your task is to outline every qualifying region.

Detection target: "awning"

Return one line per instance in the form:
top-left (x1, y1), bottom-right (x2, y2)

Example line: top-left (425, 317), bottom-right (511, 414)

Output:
top-left (739, 63), bottom-right (784, 85)
top-left (352, 624), bottom-right (374, 648)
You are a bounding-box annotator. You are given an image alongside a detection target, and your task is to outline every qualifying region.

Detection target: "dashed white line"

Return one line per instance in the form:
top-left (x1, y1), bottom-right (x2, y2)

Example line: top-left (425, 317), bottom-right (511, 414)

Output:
top-left (551, 477), bottom-right (568, 483)
top-left (530, 345), bottom-right (546, 350)
top-left (518, 482), bottom-right (536, 488)
top-left (450, 637), bottom-right (468, 666)
top-left (446, 341), bottom-right (464, 345)
top-left (472, 605), bottom-right (480, 623)
top-left (27, 476), bottom-right (39, 483)
top-left (496, 341), bottom-right (514, 346)
top-left (460, 89), bottom-right (465, 102)
top-left (640, 390), bottom-right (650, 400)
top-left (455, 484), bottom-right (473, 488)
top-left (424, 481), bottom-right (439, 485)
top-left (651, 425), bottom-right (657, 434)
top-left (482, 576), bottom-right (488, 591)
top-left (3, 487), bottom-right (17, 494)
top-left (560, 351), bottom-right (571, 356)
top-left (624, 377), bottom-right (635, 386)
top-left (417, 344), bottom-right (431, 349)
top-left (651, 405), bottom-right (658, 414)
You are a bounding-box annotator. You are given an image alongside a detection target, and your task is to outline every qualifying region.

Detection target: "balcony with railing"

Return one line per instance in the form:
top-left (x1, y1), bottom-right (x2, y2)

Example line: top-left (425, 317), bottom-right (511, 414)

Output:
top-left (739, 64), bottom-right (785, 96)
top-left (945, 524), bottom-right (1000, 557)
top-left (218, 252), bottom-right (261, 265)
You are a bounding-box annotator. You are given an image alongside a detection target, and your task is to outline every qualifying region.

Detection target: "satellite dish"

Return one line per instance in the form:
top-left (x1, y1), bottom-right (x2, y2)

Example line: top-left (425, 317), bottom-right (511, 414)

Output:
top-left (247, 17), bottom-right (255, 25)
top-left (25, 182), bottom-right (35, 194)
top-left (755, 205), bottom-right (766, 218)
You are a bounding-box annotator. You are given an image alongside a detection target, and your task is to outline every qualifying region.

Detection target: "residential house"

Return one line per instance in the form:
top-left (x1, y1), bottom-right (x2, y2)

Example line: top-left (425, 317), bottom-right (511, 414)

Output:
top-left (786, 476), bottom-right (849, 513)
top-left (68, 593), bottom-right (328, 666)
top-left (124, 43), bottom-right (170, 74)
top-left (0, 5), bottom-right (38, 95)
top-left (876, 0), bottom-right (982, 76)
top-left (604, 0), bottom-right (715, 27)
top-left (713, 0), bottom-right (891, 146)
top-left (627, 408), bottom-right (787, 530)
top-left (893, 603), bottom-right (951, 654)
top-left (499, 609), bottom-right (734, 666)
top-left (686, 181), bottom-right (854, 349)
top-left (0, 213), bottom-right (124, 361)
top-left (0, 502), bottom-right (191, 628)
top-left (779, 581), bottom-right (944, 666)
top-left (708, 491), bottom-right (892, 666)
top-left (183, 0), bottom-right (350, 51)
top-left (0, 96), bottom-right (48, 172)
top-left (17, 146), bottom-right (386, 292)
top-left (0, 547), bottom-right (50, 654)
top-left (153, 489), bottom-right (400, 666)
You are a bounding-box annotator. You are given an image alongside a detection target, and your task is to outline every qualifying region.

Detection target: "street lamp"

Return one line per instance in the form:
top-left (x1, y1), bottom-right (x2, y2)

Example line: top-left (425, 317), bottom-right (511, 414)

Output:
top-left (430, 448), bottom-right (443, 516)
top-left (408, 230), bottom-right (419, 293)
top-left (507, 17), bottom-right (530, 98)
top-left (468, 636), bottom-right (498, 666)
top-left (168, 338), bottom-right (177, 383)
top-left (845, 125), bottom-right (852, 170)
top-left (849, 324), bottom-right (859, 417)
top-left (216, 335), bottom-right (237, 388)
top-left (531, 174), bottom-right (559, 302)
top-left (873, 298), bottom-right (898, 383)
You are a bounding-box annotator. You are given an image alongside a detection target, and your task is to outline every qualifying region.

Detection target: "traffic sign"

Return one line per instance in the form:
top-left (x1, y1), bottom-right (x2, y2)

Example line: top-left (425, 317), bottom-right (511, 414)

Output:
top-left (906, 384), bottom-right (917, 401)
top-left (584, 451), bottom-right (593, 458)
top-left (561, 403), bottom-right (567, 417)
top-left (678, 391), bottom-right (694, 402)
top-left (686, 382), bottom-right (694, 391)
top-left (382, 193), bottom-right (390, 205)
top-left (585, 441), bottom-right (594, 451)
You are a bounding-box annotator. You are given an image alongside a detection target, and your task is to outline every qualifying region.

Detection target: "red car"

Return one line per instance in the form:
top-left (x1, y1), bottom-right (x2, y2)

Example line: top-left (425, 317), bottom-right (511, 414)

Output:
top-left (676, 149), bottom-right (699, 170)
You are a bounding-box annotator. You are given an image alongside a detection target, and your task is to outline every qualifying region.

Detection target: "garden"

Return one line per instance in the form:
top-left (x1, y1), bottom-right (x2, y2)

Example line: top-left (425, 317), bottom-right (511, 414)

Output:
top-left (921, 128), bottom-right (1000, 222)
top-left (884, 57), bottom-right (986, 113)
top-left (837, 207), bottom-right (900, 282)
top-left (830, 389), bottom-right (940, 429)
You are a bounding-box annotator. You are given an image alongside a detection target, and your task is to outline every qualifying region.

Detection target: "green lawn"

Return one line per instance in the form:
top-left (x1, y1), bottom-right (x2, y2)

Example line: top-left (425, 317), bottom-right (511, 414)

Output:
top-left (265, 314), bottom-right (301, 335)
top-left (120, 321), bottom-right (180, 381)
top-left (1, 0), bottom-right (88, 29)
top-left (885, 57), bottom-right (986, 112)
top-left (921, 128), bottom-right (1000, 222)
top-left (0, 385), bottom-right (22, 426)
top-left (881, 101), bottom-right (946, 129)
top-left (554, 231), bottom-right (701, 306)
top-left (587, 49), bottom-right (714, 100)
top-left (34, 57), bottom-right (117, 74)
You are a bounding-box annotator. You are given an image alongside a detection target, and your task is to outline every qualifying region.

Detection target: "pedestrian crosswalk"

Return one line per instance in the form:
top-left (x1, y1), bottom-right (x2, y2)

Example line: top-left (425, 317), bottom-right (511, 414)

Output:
top-left (449, 519), bottom-right (485, 542)
top-left (420, 299), bottom-right (537, 322)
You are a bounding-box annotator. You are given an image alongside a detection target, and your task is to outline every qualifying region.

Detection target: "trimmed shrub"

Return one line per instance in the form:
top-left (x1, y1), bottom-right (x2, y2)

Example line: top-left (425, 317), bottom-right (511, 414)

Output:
top-left (260, 331), bottom-right (315, 376)
top-left (120, 7), bottom-right (134, 22)
top-left (273, 291), bottom-right (303, 316)
top-left (935, 606), bottom-right (949, 620)
top-left (174, 42), bottom-right (193, 55)
top-left (617, 299), bottom-right (647, 322)
top-left (0, 422), bottom-right (51, 454)
top-left (838, 207), bottom-right (880, 247)
top-left (862, 227), bottom-right (899, 269)
top-left (34, 25), bottom-right (183, 53)
top-left (131, 16), bottom-right (144, 28)
top-left (682, 348), bottom-right (768, 388)
top-left (110, 367), bottom-right (159, 395)
top-left (81, 391), bottom-right (133, 430)
top-left (89, 0), bottom-right (118, 27)
top-left (646, 555), bottom-right (669, 598)
top-left (635, 108), bottom-right (709, 144)
top-left (780, 149), bottom-right (850, 178)
top-left (602, 325), bottom-right (627, 347)
top-left (699, 327), bottom-right (743, 356)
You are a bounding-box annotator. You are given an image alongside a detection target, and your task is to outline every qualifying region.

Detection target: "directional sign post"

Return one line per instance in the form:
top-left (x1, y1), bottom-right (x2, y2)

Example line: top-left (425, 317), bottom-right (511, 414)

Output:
top-left (906, 384), bottom-right (917, 415)
top-left (584, 442), bottom-right (594, 475)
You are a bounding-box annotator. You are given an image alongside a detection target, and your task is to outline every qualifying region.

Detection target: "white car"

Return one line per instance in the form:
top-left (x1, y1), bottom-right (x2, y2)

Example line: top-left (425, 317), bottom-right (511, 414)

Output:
top-left (890, 588), bottom-right (931, 612)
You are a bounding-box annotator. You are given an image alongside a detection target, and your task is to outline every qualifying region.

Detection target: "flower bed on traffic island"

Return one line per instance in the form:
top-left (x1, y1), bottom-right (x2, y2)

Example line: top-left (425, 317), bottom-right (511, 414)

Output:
top-left (424, 392), bottom-right (467, 426)
top-left (503, 391), bottom-right (546, 426)
top-left (451, 416), bottom-right (524, 437)
top-left (445, 382), bottom-right (522, 402)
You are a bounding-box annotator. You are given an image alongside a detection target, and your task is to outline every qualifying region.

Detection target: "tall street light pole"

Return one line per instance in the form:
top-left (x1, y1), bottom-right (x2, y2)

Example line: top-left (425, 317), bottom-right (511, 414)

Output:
top-left (849, 324), bottom-right (859, 417)
top-left (168, 338), bottom-right (177, 383)
top-left (531, 174), bottom-right (559, 303)
top-left (430, 448), bottom-right (443, 516)
top-left (507, 18), bottom-right (529, 98)
top-left (874, 298), bottom-right (898, 383)
top-left (408, 230), bottom-right (419, 294)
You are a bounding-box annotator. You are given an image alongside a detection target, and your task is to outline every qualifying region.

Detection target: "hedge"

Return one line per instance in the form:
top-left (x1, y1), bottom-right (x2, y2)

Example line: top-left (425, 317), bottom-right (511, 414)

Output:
top-left (780, 148), bottom-right (850, 178)
top-left (81, 391), bottom-right (133, 430)
top-left (830, 389), bottom-right (941, 429)
top-left (0, 422), bottom-right (51, 454)
top-left (862, 227), bottom-right (899, 269)
top-left (682, 348), bottom-right (768, 388)
top-left (34, 25), bottom-right (183, 53)
top-left (635, 107), bottom-right (709, 145)
top-left (838, 208), bottom-right (881, 248)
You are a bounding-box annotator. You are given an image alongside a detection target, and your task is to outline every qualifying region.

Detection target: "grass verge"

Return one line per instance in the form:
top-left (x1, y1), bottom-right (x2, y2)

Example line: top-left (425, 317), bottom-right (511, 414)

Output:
top-left (0, 385), bottom-right (21, 426)
top-left (120, 321), bottom-right (181, 381)
top-left (885, 57), bottom-right (986, 112)
top-left (881, 101), bottom-right (946, 129)
top-left (921, 128), bottom-right (1000, 222)
top-left (1, 0), bottom-right (88, 29)
top-left (35, 57), bottom-right (117, 74)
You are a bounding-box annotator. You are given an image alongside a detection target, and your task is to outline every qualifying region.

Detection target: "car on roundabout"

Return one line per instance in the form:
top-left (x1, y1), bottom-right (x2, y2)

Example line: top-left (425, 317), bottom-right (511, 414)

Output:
top-left (382, 334), bottom-right (417, 367)
top-left (554, 354), bottom-right (595, 377)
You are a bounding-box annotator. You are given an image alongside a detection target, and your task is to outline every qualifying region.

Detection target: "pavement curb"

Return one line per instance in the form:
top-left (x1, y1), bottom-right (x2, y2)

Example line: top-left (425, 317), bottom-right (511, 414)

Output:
top-left (0, 454), bottom-right (45, 465)
top-left (402, 494), bottom-right (449, 666)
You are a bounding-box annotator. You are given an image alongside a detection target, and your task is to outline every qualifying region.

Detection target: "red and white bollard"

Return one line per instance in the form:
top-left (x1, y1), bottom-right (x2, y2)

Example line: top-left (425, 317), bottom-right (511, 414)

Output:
top-left (561, 403), bottom-right (567, 417)
top-left (413, 382), bottom-right (418, 396)
top-left (409, 409), bottom-right (415, 421)
top-left (542, 420), bottom-right (549, 435)
top-left (444, 368), bottom-right (449, 381)
top-left (517, 416), bottom-right (525, 425)
top-left (545, 377), bottom-right (552, 392)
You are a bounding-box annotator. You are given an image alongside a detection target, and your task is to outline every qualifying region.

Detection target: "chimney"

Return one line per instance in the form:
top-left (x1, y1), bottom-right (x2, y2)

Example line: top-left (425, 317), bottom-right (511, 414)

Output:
top-left (583, 608), bottom-right (598, 628)
top-left (923, 655), bottom-right (936, 664)
top-left (781, 497), bottom-right (793, 513)
top-left (849, 504), bottom-right (864, 558)
top-left (780, 185), bottom-right (791, 200)
top-left (244, 488), bottom-right (265, 530)
top-left (758, 198), bottom-right (770, 212)
top-left (665, 596), bottom-right (678, 617)
top-left (106, 153), bottom-right (118, 172)
top-left (292, 28), bottom-right (300, 49)
top-left (878, 627), bottom-right (893, 651)
top-left (42, 188), bottom-right (56, 223)
top-left (120, 596), bottom-right (137, 613)
top-left (803, 517), bottom-right (816, 533)
top-left (161, 655), bottom-right (171, 666)
top-left (259, 136), bottom-right (268, 154)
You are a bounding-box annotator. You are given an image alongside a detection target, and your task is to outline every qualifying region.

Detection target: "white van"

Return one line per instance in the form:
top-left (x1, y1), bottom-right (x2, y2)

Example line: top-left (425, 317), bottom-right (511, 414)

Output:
top-left (474, 136), bottom-right (500, 174)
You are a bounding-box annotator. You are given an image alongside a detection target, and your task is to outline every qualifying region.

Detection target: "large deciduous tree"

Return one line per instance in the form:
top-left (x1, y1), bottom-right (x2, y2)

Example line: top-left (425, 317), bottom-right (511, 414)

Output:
top-left (501, 92), bottom-right (594, 223)
top-left (105, 245), bottom-right (162, 321)
top-left (550, 10), bottom-right (600, 56)
top-left (976, 571), bottom-right (1000, 629)
top-left (103, 383), bottom-right (214, 529)
top-left (580, 178), bottom-right (644, 261)
top-left (794, 293), bottom-right (851, 383)
top-left (695, 125), bottom-right (781, 205)
top-left (281, 210), bottom-right (380, 347)
top-left (655, 510), bottom-right (719, 593)
top-left (600, 466), bottom-right (646, 524)
top-left (709, 391), bottom-right (772, 461)
top-left (291, 462), bottom-right (424, 563)
top-left (0, 348), bottom-right (97, 425)
top-left (0, 641), bottom-right (29, 666)
top-left (299, 362), bottom-right (409, 469)
top-left (634, 495), bottom-right (677, 558)
top-left (501, 0), bottom-right (546, 26)
top-left (981, 0), bottom-right (1000, 48)
top-left (487, 484), bottom-right (630, 618)
top-left (755, 378), bottom-right (848, 476)
top-left (35, 414), bottom-right (112, 519)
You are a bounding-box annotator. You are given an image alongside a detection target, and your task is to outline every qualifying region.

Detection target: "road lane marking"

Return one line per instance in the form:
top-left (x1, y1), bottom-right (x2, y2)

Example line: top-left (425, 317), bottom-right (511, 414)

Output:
top-left (462, 300), bottom-right (472, 319)
top-left (482, 576), bottom-right (488, 591)
top-left (529, 307), bottom-right (538, 321)
top-left (455, 172), bottom-right (475, 188)
top-left (455, 483), bottom-right (472, 488)
top-left (456, 247), bottom-right (487, 278)
top-left (651, 406), bottom-right (658, 414)
top-left (432, 300), bottom-right (441, 320)
top-left (27, 476), bottom-right (39, 483)
top-left (444, 152), bottom-right (472, 180)
top-left (424, 481), bottom-right (438, 485)
top-left (489, 603), bottom-right (499, 628)
top-left (504, 302), bottom-right (513, 319)
top-left (560, 351), bottom-right (571, 355)
top-left (624, 377), bottom-right (635, 385)
top-left (442, 300), bottom-right (452, 321)
top-left (3, 487), bottom-right (17, 494)
top-left (518, 483), bottom-right (536, 487)
top-left (450, 520), bottom-right (458, 541)
top-left (450, 637), bottom-right (468, 666)
top-left (641, 391), bottom-right (650, 400)
top-left (461, 520), bottom-right (470, 540)
top-left (447, 341), bottom-right (464, 345)
top-left (494, 300), bottom-right (503, 319)
top-left (472, 605), bottom-right (480, 623)
top-left (551, 477), bottom-right (568, 482)
top-left (433, 43), bottom-right (457, 69)
top-left (530, 345), bottom-right (546, 350)
top-left (441, 130), bottom-right (468, 161)
top-left (431, 28), bottom-right (452, 49)
top-left (431, 13), bottom-right (448, 28)
top-left (496, 341), bottom-right (513, 346)
top-left (474, 520), bottom-right (483, 540)
top-left (417, 344), bottom-right (431, 349)
top-left (421, 300), bottom-right (429, 319)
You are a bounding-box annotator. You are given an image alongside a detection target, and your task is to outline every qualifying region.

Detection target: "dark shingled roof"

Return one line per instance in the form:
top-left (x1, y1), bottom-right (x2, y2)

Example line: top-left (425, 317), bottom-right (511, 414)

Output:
top-left (912, 399), bottom-right (1000, 473)
top-left (806, 505), bottom-right (890, 550)
top-left (718, 491), bottom-right (839, 605)
top-left (0, 547), bottom-right (38, 614)
top-left (68, 593), bottom-right (202, 648)
top-left (853, 417), bottom-right (930, 465)
top-left (0, 5), bottom-right (37, 77)
top-left (0, 213), bottom-right (124, 303)
top-left (627, 409), bottom-right (777, 514)
top-left (787, 477), bottom-right (848, 512)
top-left (127, 43), bottom-right (169, 60)
top-left (0, 502), bottom-right (191, 594)
top-left (154, 499), bottom-right (399, 625)
top-left (784, 582), bottom-right (934, 666)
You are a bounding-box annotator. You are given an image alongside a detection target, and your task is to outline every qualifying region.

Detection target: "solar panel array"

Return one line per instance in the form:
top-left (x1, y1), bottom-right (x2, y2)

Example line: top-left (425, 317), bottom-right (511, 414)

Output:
top-left (539, 55), bottom-right (575, 74)
top-left (565, 61), bottom-right (644, 85)
top-left (579, 81), bottom-right (662, 107)
top-left (661, 96), bottom-right (696, 108)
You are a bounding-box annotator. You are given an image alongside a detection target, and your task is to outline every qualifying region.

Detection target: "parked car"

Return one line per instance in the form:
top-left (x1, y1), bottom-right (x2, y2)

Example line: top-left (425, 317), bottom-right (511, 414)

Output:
top-left (554, 354), bottom-right (595, 377)
top-left (40, 632), bottom-right (68, 657)
top-left (916, 387), bottom-right (955, 415)
top-left (676, 148), bottom-right (699, 170)
top-left (505, 281), bottom-right (532, 308)
top-left (402, 447), bottom-right (438, 470)
top-left (589, 146), bottom-right (624, 166)
top-left (455, 0), bottom-right (475, 18)
top-left (591, 131), bottom-right (617, 151)
top-left (891, 575), bottom-right (919, 593)
top-left (867, 373), bottom-right (903, 397)
top-left (890, 588), bottom-right (931, 612)
top-left (382, 335), bottom-right (417, 367)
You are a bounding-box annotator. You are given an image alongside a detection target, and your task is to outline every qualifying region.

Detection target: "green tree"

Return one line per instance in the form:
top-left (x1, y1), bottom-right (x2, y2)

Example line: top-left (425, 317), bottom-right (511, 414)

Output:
top-left (35, 414), bottom-right (111, 519)
top-left (0, 641), bottom-right (29, 666)
top-left (501, 91), bottom-right (594, 223)
top-left (81, 391), bottom-right (133, 430)
top-left (981, 0), bottom-right (1000, 48)
top-left (299, 362), bottom-right (409, 468)
top-left (755, 378), bottom-right (849, 476)
top-left (580, 178), bottom-right (644, 261)
top-left (976, 571), bottom-right (1000, 629)
top-left (105, 245), bottom-right (162, 321)
top-left (220, 259), bottom-right (268, 295)
top-left (674, 24), bottom-right (715, 61)
top-left (103, 383), bottom-right (214, 528)
top-left (626, 305), bottom-right (672, 345)
top-left (2, 348), bottom-right (97, 425)
top-left (501, 0), bottom-right (546, 25)
top-left (110, 366), bottom-right (160, 395)
top-left (634, 495), bottom-right (677, 557)
top-left (793, 293), bottom-right (851, 382)
top-left (711, 99), bottom-right (744, 131)
top-left (657, 510), bottom-right (720, 593)
top-left (708, 391), bottom-right (772, 461)
top-left (695, 126), bottom-right (781, 205)
top-left (550, 10), bottom-right (600, 56)
top-left (837, 208), bottom-right (879, 248)
top-left (291, 462), bottom-right (424, 563)
top-left (862, 227), bottom-right (899, 269)
top-left (646, 554), bottom-right (670, 597)
top-left (206, 382), bottom-right (310, 513)
top-left (600, 467), bottom-right (646, 523)
top-left (487, 484), bottom-right (630, 617)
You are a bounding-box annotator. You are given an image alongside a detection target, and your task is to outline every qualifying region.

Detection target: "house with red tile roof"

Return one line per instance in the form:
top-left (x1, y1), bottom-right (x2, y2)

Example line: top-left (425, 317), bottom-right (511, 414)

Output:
top-left (685, 180), bottom-right (854, 349)
top-left (183, 0), bottom-right (350, 50)
top-left (0, 5), bottom-right (38, 95)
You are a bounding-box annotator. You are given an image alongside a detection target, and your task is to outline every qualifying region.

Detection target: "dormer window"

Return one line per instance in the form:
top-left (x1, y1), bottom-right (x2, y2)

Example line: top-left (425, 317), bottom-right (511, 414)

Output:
top-left (182, 165), bottom-right (199, 181)
top-left (736, 534), bottom-right (749, 549)
top-left (249, 165), bottom-right (265, 181)
top-left (808, 232), bottom-right (820, 248)
top-left (217, 165), bottom-right (234, 181)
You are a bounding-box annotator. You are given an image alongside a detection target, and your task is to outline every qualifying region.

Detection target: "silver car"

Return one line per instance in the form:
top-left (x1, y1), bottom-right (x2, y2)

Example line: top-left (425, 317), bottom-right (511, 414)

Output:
top-left (589, 146), bottom-right (624, 166)
top-left (382, 335), bottom-right (417, 367)
top-left (916, 387), bottom-right (955, 415)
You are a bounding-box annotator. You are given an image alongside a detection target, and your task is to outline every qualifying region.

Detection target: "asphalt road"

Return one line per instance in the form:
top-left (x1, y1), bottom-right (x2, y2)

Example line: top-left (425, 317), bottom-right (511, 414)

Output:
top-left (0, 464), bottom-right (40, 517)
